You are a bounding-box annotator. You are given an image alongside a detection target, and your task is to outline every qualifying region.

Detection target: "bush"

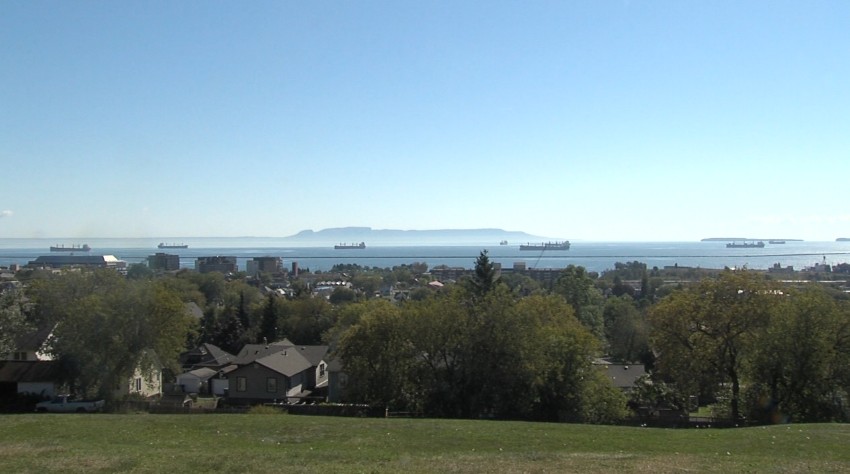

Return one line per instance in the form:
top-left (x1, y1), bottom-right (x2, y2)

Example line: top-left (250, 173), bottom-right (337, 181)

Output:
top-left (247, 405), bottom-right (286, 415)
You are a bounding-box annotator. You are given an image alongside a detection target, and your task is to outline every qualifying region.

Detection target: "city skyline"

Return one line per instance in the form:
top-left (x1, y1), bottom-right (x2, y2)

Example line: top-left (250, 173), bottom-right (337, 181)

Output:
top-left (2, 1), bottom-right (848, 241)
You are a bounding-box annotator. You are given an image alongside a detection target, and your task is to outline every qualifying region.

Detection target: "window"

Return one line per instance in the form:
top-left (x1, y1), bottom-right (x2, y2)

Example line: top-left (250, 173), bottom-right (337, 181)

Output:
top-left (13, 352), bottom-right (27, 361)
top-left (236, 377), bottom-right (247, 392)
top-left (134, 378), bottom-right (142, 392)
top-left (319, 363), bottom-right (325, 377)
top-left (266, 377), bottom-right (277, 393)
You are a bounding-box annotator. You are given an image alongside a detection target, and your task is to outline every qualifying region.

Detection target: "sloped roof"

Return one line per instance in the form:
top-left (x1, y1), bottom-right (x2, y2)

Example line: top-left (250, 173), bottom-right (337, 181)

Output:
top-left (184, 367), bottom-right (217, 380)
top-left (14, 323), bottom-right (56, 352)
top-left (233, 343), bottom-right (292, 365)
top-left (282, 345), bottom-right (329, 367)
top-left (597, 363), bottom-right (646, 389)
top-left (184, 302), bottom-right (204, 320)
top-left (256, 349), bottom-right (312, 377)
top-left (0, 361), bottom-right (61, 383)
top-left (179, 343), bottom-right (235, 369)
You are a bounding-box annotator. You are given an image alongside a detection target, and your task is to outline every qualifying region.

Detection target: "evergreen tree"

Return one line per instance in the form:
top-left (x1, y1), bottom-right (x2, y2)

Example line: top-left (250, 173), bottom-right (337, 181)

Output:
top-left (470, 250), bottom-right (499, 296)
top-left (258, 293), bottom-right (278, 344)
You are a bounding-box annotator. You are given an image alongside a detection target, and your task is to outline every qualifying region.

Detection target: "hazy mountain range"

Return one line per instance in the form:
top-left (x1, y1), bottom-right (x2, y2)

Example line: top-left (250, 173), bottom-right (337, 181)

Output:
top-left (282, 227), bottom-right (555, 245)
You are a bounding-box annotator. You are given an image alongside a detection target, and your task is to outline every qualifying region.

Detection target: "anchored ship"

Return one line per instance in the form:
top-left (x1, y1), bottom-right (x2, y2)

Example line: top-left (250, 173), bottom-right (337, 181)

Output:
top-left (50, 244), bottom-right (91, 252)
top-left (519, 241), bottom-right (570, 251)
top-left (334, 242), bottom-right (366, 249)
top-left (726, 241), bottom-right (765, 248)
top-left (158, 243), bottom-right (188, 249)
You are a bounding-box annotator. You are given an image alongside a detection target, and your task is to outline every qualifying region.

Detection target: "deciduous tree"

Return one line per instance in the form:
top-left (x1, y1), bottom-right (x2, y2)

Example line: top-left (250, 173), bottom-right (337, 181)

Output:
top-left (649, 271), bottom-right (779, 419)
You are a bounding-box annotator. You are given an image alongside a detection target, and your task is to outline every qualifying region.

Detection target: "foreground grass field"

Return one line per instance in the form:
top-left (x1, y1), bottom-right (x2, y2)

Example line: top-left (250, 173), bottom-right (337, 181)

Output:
top-left (1, 414), bottom-right (848, 473)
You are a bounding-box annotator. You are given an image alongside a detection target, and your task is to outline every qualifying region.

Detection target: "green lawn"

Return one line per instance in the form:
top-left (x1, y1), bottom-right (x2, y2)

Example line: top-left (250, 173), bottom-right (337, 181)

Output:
top-left (1, 414), bottom-right (848, 473)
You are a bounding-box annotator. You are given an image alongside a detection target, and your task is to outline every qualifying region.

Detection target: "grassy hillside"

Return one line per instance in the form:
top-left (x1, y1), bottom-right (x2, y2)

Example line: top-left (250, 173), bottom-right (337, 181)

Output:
top-left (1, 414), bottom-right (848, 473)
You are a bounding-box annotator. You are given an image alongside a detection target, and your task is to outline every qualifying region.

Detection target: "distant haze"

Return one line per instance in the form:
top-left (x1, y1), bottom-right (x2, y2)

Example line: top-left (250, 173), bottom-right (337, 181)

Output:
top-left (283, 227), bottom-right (554, 246)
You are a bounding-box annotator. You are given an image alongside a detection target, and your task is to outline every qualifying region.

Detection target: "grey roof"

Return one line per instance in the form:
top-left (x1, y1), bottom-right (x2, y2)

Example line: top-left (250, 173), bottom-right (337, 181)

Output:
top-left (179, 343), bottom-right (235, 369)
top-left (184, 302), bottom-right (204, 319)
top-left (257, 349), bottom-right (312, 377)
top-left (597, 363), bottom-right (646, 389)
top-left (185, 367), bottom-right (217, 380)
top-left (233, 343), bottom-right (292, 365)
top-left (282, 345), bottom-right (328, 366)
top-left (14, 323), bottom-right (55, 352)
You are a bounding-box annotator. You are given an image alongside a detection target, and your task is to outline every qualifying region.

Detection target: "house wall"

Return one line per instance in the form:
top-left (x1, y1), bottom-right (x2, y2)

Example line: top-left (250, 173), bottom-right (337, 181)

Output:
top-left (175, 373), bottom-right (202, 393)
top-left (313, 361), bottom-right (329, 389)
top-left (211, 378), bottom-right (228, 396)
top-left (114, 366), bottom-right (162, 399)
top-left (228, 364), bottom-right (305, 401)
top-left (2, 349), bottom-right (53, 362)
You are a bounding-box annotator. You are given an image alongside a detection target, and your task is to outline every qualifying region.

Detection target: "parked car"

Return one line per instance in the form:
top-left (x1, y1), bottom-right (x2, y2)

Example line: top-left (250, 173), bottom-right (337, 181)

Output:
top-left (35, 395), bottom-right (105, 413)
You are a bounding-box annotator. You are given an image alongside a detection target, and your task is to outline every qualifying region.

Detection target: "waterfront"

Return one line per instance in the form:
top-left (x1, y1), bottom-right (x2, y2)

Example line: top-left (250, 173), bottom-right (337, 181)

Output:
top-left (1, 238), bottom-right (849, 274)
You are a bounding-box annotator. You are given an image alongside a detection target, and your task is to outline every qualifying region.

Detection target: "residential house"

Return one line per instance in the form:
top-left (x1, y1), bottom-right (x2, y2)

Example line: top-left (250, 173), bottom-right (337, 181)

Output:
top-left (226, 342), bottom-right (329, 404)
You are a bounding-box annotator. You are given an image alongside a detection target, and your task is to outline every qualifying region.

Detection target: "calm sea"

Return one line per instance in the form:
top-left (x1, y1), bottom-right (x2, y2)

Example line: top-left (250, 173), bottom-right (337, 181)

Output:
top-left (1, 238), bottom-right (849, 274)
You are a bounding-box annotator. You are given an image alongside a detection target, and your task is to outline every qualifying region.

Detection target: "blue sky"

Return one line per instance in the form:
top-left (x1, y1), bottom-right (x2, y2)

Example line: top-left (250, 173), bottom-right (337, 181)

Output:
top-left (2, 1), bottom-right (848, 241)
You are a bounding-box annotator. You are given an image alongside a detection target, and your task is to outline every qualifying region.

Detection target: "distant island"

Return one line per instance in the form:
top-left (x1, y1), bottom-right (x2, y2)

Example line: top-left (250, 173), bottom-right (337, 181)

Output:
top-left (838, 238), bottom-right (850, 242)
top-left (282, 227), bottom-right (556, 246)
top-left (701, 237), bottom-right (804, 242)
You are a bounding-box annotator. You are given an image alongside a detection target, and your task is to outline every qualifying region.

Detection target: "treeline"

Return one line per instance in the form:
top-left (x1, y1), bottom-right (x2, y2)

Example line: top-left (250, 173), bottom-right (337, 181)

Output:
top-left (650, 272), bottom-right (850, 423)
top-left (4, 252), bottom-right (850, 424)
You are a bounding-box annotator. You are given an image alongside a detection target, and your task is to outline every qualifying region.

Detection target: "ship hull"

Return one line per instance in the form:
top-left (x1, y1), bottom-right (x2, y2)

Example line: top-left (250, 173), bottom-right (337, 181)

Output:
top-left (519, 241), bottom-right (570, 251)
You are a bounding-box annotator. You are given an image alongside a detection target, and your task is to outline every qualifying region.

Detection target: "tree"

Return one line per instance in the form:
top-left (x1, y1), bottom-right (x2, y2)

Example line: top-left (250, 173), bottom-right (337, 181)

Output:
top-left (335, 301), bottom-right (417, 409)
top-left (180, 271), bottom-right (226, 306)
top-left (258, 293), bottom-right (280, 344)
top-left (745, 286), bottom-right (850, 423)
top-left (210, 308), bottom-right (245, 355)
top-left (329, 286), bottom-right (357, 305)
top-left (333, 285), bottom-right (628, 423)
top-left (351, 275), bottom-right (382, 296)
top-left (37, 270), bottom-right (194, 400)
top-left (554, 265), bottom-right (605, 339)
top-left (0, 289), bottom-right (31, 357)
top-left (126, 263), bottom-right (154, 280)
top-left (287, 297), bottom-right (334, 344)
top-left (649, 271), bottom-right (780, 420)
top-left (603, 295), bottom-right (650, 364)
top-left (469, 250), bottom-right (500, 296)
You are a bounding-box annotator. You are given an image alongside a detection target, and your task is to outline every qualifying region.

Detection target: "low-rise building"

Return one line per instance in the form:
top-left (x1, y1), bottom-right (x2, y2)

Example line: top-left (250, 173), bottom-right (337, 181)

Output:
top-left (27, 255), bottom-right (126, 269)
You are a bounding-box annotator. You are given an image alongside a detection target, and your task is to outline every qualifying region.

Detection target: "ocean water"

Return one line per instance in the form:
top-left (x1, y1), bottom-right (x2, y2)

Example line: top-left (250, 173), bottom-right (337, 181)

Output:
top-left (1, 238), bottom-right (849, 274)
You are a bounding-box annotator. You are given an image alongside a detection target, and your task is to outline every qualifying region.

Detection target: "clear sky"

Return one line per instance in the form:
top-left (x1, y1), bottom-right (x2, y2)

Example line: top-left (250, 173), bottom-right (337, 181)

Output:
top-left (1, 1), bottom-right (848, 241)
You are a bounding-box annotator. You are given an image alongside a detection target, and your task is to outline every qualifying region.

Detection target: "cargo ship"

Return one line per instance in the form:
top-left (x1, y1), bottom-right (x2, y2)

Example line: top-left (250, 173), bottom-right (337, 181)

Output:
top-left (519, 241), bottom-right (570, 251)
top-left (158, 243), bottom-right (188, 249)
top-left (334, 242), bottom-right (366, 249)
top-left (726, 241), bottom-right (765, 248)
top-left (768, 240), bottom-right (786, 244)
top-left (50, 244), bottom-right (91, 252)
